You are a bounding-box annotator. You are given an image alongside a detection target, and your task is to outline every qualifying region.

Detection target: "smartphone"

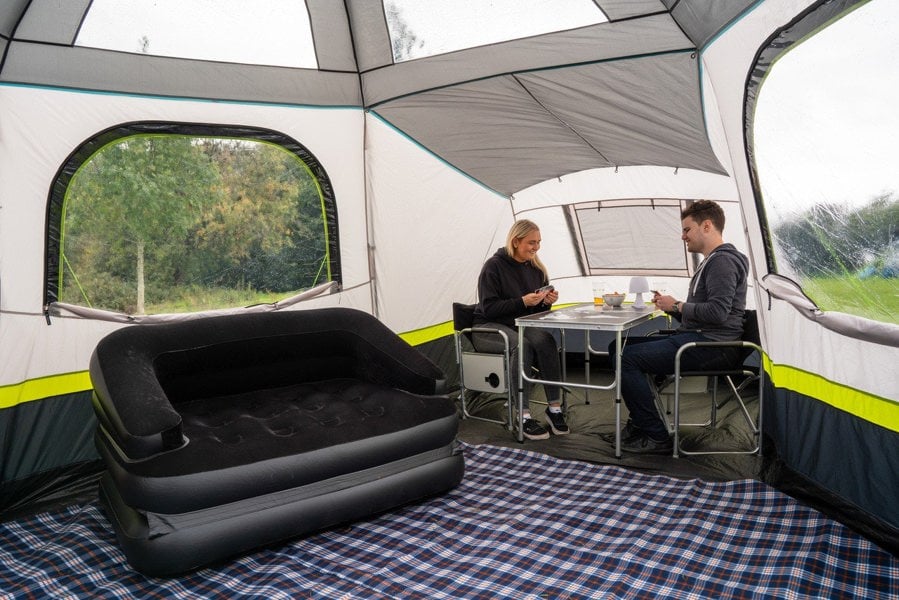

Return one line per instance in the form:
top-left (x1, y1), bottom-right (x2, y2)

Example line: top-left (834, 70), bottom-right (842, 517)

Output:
top-left (536, 285), bottom-right (555, 293)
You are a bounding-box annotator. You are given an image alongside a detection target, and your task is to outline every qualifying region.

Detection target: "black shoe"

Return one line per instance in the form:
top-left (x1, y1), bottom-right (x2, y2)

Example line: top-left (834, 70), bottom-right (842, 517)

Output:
top-left (621, 433), bottom-right (674, 455)
top-left (600, 420), bottom-right (641, 444)
top-left (521, 418), bottom-right (550, 441)
top-left (544, 408), bottom-right (570, 435)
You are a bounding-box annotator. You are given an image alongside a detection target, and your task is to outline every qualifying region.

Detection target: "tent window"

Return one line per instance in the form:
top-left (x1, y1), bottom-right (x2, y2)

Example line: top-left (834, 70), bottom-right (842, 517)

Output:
top-left (568, 199), bottom-right (690, 276)
top-left (385, 0), bottom-right (607, 62)
top-left (46, 123), bottom-right (339, 316)
top-left (753, 0), bottom-right (898, 325)
top-left (76, 0), bottom-right (317, 69)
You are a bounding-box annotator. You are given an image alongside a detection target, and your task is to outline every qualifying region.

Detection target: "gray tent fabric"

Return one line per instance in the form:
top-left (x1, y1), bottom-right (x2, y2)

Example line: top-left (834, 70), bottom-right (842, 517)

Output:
top-left (378, 52), bottom-right (724, 195)
top-left (0, 0), bottom-right (750, 196)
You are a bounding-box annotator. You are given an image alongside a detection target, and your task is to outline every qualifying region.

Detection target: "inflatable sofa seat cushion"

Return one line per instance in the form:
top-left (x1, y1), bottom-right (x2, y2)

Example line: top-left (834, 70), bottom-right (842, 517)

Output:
top-left (97, 377), bottom-right (459, 514)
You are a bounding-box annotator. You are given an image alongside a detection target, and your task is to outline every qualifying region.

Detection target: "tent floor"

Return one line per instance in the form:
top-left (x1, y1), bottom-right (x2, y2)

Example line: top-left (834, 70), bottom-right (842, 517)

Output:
top-left (456, 364), bottom-right (762, 482)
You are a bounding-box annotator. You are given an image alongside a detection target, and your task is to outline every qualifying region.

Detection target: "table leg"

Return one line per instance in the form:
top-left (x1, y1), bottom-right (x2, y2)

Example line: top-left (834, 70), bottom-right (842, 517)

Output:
top-left (560, 329), bottom-right (567, 409)
top-left (614, 330), bottom-right (623, 458)
top-left (584, 331), bottom-right (590, 405)
top-left (517, 324), bottom-right (526, 443)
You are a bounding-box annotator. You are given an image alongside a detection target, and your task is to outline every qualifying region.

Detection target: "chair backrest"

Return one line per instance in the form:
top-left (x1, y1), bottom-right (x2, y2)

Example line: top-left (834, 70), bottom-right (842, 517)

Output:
top-left (741, 309), bottom-right (760, 346)
top-left (452, 302), bottom-right (476, 332)
top-left (733, 309), bottom-right (761, 368)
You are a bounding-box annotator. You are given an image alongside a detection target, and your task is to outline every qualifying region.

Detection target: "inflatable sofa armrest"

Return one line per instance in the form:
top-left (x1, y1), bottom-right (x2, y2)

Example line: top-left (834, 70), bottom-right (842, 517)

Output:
top-left (89, 332), bottom-right (184, 460)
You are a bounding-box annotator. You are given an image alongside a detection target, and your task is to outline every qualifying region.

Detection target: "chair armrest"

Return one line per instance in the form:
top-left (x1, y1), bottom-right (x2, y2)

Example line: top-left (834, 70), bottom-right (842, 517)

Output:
top-left (648, 328), bottom-right (678, 336)
top-left (674, 340), bottom-right (763, 376)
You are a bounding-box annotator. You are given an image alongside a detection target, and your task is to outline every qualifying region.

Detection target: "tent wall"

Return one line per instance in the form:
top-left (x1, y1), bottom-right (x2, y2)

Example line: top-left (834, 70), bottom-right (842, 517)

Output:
top-left (364, 116), bottom-right (512, 334)
top-left (702, 0), bottom-right (899, 542)
top-left (0, 86), bottom-right (369, 387)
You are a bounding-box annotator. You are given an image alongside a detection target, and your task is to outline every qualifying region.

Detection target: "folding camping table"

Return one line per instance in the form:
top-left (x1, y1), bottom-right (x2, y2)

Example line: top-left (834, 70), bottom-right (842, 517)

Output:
top-left (516, 303), bottom-right (664, 456)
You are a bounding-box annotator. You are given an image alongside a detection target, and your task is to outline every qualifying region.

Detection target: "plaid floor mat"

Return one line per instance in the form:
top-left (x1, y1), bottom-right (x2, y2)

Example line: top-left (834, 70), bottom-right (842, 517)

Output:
top-left (1, 443), bottom-right (896, 599)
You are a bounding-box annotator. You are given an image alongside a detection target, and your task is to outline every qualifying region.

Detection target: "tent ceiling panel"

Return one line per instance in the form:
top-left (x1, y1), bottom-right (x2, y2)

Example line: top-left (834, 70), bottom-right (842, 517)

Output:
top-left (599, 0), bottom-right (668, 21)
top-left (0, 0), bottom-right (30, 38)
top-left (361, 16), bottom-right (692, 107)
top-left (669, 0), bottom-right (757, 49)
top-left (15, 0), bottom-right (88, 45)
top-left (345, 0), bottom-right (394, 72)
top-left (518, 54), bottom-right (726, 176)
top-left (375, 54), bottom-right (725, 196)
top-left (0, 1), bottom-right (759, 197)
top-left (307, 0), bottom-right (358, 72)
top-left (1, 44), bottom-right (362, 106)
top-left (374, 76), bottom-right (614, 196)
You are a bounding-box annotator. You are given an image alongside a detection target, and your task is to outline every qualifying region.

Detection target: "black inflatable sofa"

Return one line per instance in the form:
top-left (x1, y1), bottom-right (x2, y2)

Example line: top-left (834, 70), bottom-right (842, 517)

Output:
top-left (89, 307), bottom-right (464, 576)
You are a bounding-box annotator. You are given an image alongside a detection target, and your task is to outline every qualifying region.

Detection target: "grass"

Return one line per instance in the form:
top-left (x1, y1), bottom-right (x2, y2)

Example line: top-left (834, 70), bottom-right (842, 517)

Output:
top-left (147, 286), bottom-right (304, 314)
top-left (801, 276), bottom-right (899, 325)
top-left (148, 277), bottom-right (897, 326)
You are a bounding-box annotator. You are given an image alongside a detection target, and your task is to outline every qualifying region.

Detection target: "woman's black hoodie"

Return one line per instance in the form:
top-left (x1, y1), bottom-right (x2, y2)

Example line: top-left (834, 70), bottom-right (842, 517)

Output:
top-left (473, 247), bottom-right (549, 328)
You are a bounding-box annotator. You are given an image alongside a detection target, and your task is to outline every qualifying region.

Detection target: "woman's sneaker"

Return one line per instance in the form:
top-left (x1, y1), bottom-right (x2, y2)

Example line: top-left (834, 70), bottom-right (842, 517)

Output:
top-left (522, 418), bottom-right (550, 440)
top-left (544, 408), bottom-right (570, 435)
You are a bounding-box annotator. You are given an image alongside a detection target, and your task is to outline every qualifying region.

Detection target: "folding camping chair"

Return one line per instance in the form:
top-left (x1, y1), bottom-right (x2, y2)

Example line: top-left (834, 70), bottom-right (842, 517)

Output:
top-left (452, 302), bottom-right (516, 431)
top-left (653, 310), bottom-right (764, 458)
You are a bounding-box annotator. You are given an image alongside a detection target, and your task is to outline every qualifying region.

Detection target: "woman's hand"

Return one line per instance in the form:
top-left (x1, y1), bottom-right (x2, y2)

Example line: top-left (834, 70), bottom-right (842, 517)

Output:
top-left (522, 292), bottom-right (544, 307)
top-left (523, 288), bottom-right (558, 307)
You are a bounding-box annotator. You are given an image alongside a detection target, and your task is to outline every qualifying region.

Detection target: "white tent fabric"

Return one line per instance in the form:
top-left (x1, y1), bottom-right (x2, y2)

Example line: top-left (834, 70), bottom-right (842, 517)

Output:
top-left (1, 0), bottom-right (898, 544)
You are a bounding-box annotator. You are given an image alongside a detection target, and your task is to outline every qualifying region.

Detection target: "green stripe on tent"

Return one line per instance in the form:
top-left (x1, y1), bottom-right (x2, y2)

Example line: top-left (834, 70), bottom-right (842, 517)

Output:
top-left (768, 359), bottom-right (899, 433)
top-left (4, 354), bottom-right (895, 435)
top-left (400, 321), bottom-right (454, 346)
top-left (0, 371), bottom-right (93, 409)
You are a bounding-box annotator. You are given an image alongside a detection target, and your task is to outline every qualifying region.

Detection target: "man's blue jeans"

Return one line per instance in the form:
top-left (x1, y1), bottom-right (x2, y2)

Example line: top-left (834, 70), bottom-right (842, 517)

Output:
top-left (613, 333), bottom-right (740, 440)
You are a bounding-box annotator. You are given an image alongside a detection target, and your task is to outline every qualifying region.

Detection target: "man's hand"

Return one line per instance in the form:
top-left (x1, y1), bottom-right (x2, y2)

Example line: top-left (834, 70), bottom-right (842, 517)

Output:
top-left (653, 292), bottom-right (678, 312)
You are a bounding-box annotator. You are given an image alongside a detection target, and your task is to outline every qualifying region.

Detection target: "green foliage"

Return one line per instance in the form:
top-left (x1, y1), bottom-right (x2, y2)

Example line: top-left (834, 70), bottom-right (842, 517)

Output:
top-left (60, 135), bottom-right (328, 314)
top-left (772, 193), bottom-right (897, 325)
top-left (773, 193), bottom-right (897, 277)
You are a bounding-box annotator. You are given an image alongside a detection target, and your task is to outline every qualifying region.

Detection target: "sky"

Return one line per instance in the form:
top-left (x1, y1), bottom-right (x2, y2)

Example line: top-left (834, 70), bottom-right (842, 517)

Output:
top-left (76, 0), bottom-right (317, 68)
top-left (384, 0), bottom-right (605, 60)
top-left (753, 0), bottom-right (899, 220)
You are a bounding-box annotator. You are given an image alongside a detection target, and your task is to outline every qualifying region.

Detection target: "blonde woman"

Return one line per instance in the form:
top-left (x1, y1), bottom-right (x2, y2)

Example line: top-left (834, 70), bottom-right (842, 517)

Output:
top-left (472, 219), bottom-right (568, 440)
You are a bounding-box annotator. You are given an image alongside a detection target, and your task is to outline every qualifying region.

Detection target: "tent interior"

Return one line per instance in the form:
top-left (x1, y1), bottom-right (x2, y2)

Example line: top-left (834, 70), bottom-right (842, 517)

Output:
top-left (1, 0), bottom-right (898, 579)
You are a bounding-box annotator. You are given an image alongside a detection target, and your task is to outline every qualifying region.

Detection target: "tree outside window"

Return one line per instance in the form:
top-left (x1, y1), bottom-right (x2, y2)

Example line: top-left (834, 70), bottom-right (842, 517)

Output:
top-left (57, 132), bottom-right (334, 315)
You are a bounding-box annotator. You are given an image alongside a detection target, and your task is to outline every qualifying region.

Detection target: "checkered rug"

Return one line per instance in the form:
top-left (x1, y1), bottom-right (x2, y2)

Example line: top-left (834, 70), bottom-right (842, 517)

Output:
top-left (1, 443), bottom-right (896, 599)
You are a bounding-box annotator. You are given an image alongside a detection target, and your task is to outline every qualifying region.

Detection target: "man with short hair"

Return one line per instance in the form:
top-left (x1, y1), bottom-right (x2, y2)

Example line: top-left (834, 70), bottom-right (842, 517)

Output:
top-left (608, 200), bottom-right (750, 454)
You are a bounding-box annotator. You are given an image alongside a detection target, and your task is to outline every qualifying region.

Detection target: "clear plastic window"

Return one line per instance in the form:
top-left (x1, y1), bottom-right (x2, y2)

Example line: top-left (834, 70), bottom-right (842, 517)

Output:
top-left (754, 1), bottom-right (898, 324)
top-left (385, 0), bottom-right (606, 62)
top-left (77, 0), bottom-right (316, 68)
